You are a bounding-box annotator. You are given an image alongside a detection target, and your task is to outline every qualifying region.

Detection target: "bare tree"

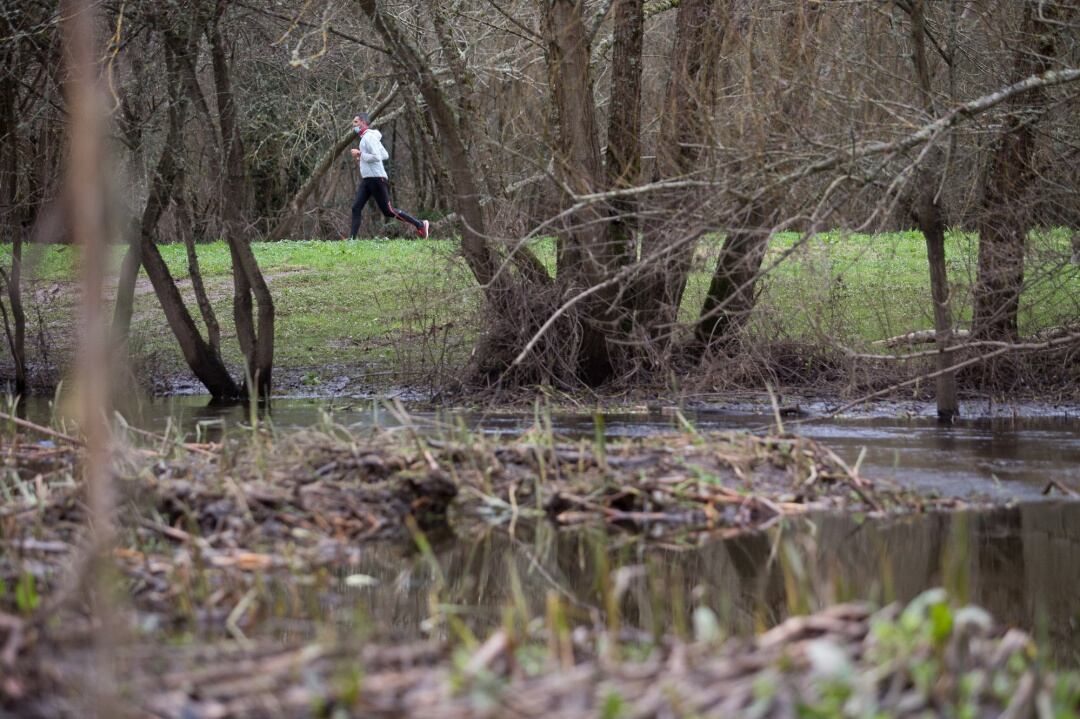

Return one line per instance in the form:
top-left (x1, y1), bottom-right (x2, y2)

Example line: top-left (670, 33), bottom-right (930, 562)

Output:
top-left (210, 0), bottom-right (274, 397)
top-left (904, 0), bottom-right (958, 421)
top-left (112, 8), bottom-right (243, 399)
top-left (631, 0), bottom-right (726, 351)
top-left (973, 1), bottom-right (1068, 342)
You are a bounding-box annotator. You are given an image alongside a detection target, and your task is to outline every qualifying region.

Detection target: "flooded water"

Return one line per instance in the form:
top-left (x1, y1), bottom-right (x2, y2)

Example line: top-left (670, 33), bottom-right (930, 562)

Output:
top-left (13, 395), bottom-right (1080, 659)
top-left (20, 394), bottom-right (1079, 501)
top-left (266, 503), bottom-right (1080, 661)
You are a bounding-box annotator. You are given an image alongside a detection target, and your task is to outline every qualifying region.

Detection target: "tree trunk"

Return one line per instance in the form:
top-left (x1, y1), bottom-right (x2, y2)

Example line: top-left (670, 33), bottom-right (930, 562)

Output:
top-left (631, 0), bottom-right (725, 342)
top-left (3, 237), bottom-right (27, 396)
top-left (694, 204), bottom-right (768, 351)
top-left (972, 1), bottom-right (1059, 341)
top-left (543, 0), bottom-right (617, 384)
top-left (1, 68), bottom-right (27, 395)
top-left (694, 1), bottom-right (823, 358)
top-left (141, 235), bottom-right (242, 397)
top-left (177, 190), bottom-right (222, 358)
top-left (122, 39), bottom-right (242, 399)
top-left (908, 0), bottom-right (957, 422)
top-left (112, 232), bottom-right (141, 340)
top-left (604, 0), bottom-right (643, 269)
top-left (211, 5), bottom-right (274, 397)
top-left (922, 212), bottom-right (958, 420)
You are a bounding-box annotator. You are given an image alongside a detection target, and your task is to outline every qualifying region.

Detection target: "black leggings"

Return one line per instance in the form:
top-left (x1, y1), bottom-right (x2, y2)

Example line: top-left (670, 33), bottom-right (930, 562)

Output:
top-left (350, 177), bottom-right (422, 238)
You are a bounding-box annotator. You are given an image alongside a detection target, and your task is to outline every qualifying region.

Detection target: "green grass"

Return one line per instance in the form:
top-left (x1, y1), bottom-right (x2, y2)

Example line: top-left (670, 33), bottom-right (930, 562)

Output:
top-left (2, 229), bottom-right (1076, 389)
top-left (1, 239), bottom-right (478, 383)
top-left (685, 228), bottom-right (1078, 343)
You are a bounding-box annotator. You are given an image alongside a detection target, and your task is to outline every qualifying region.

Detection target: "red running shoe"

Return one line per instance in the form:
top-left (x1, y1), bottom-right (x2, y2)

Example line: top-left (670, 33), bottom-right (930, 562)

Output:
top-left (417, 220), bottom-right (430, 239)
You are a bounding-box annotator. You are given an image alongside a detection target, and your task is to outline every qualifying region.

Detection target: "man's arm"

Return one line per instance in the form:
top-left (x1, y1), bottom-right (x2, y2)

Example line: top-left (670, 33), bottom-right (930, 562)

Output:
top-left (362, 135), bottom-right (390, 162)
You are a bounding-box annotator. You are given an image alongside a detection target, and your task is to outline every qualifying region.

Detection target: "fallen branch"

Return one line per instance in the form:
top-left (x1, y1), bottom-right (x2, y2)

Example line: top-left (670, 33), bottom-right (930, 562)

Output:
top-left (825, 330), bottom-right (1080, 416)
top-left (873, 328), bottom-right (970, 347)
top-left (1042, 480), bottom-right (1077, 497)
top-left (0, 410), bottom-right (84, 446)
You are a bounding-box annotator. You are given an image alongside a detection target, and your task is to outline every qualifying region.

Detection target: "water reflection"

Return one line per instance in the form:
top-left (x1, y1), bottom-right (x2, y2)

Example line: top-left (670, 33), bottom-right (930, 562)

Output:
top-left (269, 502), bottom-right (1080, 661)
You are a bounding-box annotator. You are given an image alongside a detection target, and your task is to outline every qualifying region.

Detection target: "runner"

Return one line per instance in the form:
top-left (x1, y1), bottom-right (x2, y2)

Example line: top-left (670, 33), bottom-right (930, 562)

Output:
top-left (347, 112), bottom-right (429, 239)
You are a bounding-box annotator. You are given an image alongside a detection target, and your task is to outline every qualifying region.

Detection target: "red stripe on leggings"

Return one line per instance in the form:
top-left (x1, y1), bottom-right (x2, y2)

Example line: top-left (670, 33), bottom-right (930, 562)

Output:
top-left (383, 179), bottom-right (407, 224)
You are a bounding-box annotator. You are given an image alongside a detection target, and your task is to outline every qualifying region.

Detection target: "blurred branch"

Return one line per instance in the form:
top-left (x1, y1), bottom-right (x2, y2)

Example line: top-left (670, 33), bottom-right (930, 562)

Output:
top-left (0, 409), bottom-right (84, 445)
top-left (232, 0), bottom-right (389, 53)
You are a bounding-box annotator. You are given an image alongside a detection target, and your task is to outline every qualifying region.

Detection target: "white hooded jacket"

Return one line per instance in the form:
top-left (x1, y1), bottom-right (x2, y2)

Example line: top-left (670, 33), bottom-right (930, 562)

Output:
top-left (356, 128), bottom-right (390, 178)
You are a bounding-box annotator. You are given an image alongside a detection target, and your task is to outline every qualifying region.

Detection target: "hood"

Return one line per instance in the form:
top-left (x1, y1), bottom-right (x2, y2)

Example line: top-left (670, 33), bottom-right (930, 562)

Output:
top-left (363, 129), bottom-right (382, 142)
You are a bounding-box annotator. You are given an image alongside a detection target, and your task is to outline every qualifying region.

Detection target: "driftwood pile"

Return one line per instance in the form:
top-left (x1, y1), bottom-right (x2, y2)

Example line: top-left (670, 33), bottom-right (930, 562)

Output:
top-left (4, 422), bottom-right (942, 566)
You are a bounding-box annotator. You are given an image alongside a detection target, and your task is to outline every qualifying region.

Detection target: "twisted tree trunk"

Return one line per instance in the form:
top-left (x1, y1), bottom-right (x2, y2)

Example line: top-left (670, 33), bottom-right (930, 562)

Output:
top-left (116, 35), bottom-right (242, 400)
top-left (210, 4), bottom-right (274, 398)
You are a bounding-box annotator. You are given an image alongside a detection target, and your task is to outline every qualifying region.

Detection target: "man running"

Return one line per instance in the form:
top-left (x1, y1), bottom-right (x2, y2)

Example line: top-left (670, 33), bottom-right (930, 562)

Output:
top-left (348, 112), bottom-right (430, 239)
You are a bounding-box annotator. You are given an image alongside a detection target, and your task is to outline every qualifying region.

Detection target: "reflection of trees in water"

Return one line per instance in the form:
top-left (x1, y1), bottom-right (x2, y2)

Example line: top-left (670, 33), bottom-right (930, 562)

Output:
top-left (816, 506), bottom-right (1080, 659)
top-left (273, 505), bottom-right (1080, 657)
top-left (971, 509), bottom-right (1026, 629)
top-left (1019, 504), bottom-right (1080, 660)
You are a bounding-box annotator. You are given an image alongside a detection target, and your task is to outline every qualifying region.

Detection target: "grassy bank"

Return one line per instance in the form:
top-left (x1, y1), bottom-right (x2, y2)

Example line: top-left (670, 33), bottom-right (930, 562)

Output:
top-left (2, 230), bottom-right (1076, 392)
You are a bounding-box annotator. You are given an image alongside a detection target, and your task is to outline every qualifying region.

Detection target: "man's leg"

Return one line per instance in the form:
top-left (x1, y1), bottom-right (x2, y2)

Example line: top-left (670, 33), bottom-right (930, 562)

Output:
top-left (349, 180), bottom-right (372, 239)
top-left (373, 178), bottom-right (429, 238)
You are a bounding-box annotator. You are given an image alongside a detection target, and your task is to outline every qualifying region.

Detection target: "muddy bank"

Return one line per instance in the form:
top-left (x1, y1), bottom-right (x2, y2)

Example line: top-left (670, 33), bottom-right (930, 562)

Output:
top-left (5, 345), bottom-right (1080, 409)
top-left (11, 394), bottom-right (1080, 506)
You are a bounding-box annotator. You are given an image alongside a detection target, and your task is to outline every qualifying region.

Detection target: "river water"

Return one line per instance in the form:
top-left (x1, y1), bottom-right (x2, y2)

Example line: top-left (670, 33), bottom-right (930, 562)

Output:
top-left (13, 395), bottom-right (1080, 659)
top-left (38, 394), bottom-right (1077, 500)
